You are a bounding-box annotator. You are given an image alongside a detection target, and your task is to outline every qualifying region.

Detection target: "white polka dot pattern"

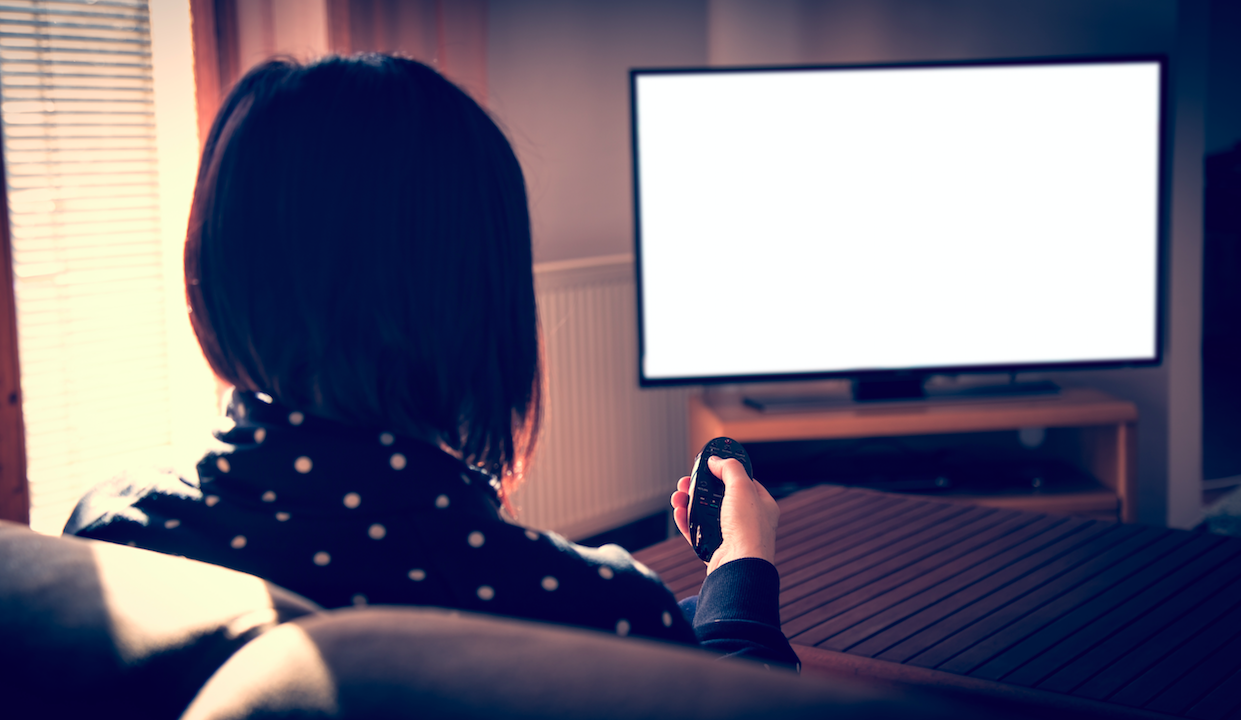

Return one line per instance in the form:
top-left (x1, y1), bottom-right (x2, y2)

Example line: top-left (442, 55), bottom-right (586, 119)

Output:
top-left (100, 388), bottom-right (708, 651)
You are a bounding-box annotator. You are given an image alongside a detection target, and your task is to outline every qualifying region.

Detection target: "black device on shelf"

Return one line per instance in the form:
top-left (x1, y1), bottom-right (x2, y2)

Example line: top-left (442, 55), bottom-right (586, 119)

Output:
top-left (631, 56), bottom-right (1169, 402)
top-left (746, 437), bottom-right (1100, 501)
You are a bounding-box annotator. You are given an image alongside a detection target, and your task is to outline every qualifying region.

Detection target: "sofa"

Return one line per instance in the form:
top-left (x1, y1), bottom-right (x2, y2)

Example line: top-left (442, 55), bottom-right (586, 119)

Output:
top-left (1, 519), bottom-right (1051, 719)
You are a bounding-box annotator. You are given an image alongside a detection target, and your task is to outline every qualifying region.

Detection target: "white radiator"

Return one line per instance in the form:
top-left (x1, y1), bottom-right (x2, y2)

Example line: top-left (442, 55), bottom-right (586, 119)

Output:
top-left (512, 254), bottom-right (690, 540)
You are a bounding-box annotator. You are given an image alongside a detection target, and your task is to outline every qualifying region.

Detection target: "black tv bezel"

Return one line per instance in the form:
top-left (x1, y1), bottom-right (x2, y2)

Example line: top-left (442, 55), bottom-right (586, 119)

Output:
top-left (630, 54), bottom-right (1170, 389)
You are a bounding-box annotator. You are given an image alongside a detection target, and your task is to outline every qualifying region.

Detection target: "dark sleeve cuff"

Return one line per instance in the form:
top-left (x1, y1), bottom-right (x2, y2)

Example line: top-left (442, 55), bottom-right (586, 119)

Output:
top-left (694, 557), bottom-right (782, 627)
top-left (693, 558), bottom-right (801, 671)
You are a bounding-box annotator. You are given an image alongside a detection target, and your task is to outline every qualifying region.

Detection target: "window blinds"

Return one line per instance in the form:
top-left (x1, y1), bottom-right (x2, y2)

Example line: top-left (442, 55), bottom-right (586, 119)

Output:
top-left (0, 0), bottom-right (176, 533)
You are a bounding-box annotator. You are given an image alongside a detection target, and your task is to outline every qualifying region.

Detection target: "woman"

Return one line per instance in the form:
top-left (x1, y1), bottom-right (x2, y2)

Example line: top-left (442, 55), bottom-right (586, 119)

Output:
top-left (66, 54), bottom-right (797, 669)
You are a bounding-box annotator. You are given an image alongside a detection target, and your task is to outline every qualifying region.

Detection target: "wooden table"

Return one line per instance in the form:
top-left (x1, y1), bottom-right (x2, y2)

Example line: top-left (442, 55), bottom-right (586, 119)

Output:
top-left (634, 484), bottom-right (1241, 719)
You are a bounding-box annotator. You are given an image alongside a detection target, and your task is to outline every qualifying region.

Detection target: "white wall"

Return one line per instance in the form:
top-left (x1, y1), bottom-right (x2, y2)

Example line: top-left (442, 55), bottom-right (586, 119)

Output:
top-left (1163, 0), bottom-right (1207, 527)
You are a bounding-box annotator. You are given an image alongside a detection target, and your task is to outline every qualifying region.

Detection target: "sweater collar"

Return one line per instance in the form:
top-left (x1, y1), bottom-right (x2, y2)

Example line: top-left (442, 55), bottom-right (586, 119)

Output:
top-left (195, 390), bottom-right (502, 513)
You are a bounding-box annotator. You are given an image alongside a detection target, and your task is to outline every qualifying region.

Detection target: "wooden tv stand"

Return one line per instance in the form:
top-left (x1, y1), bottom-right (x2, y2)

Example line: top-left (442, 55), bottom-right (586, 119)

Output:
top-left (688, 387), bottom-right (1138, 522)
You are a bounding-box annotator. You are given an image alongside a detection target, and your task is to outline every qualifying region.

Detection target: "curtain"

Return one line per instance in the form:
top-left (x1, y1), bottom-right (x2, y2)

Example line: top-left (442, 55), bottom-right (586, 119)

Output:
top-left (0, 140), bottom-right (27, 524)
top-left (189, 0), bottom-right (488, 146)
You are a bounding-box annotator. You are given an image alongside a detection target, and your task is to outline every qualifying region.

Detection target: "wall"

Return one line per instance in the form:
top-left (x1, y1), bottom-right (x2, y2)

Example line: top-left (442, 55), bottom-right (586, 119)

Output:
top-left (486, 0), bottom-right (707, 265)
top-left (1206, 0), bottom-right (1241, 155)
top-left (517, 256), bottom-right (690, 538)
top-left (1201, 0), bottom-right (1241, 486)
top-left (486, 0), bottom-right (1205, 527)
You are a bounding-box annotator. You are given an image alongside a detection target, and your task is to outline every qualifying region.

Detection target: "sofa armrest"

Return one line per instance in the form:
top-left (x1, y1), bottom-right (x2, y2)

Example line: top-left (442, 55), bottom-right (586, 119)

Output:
top-left (0, 521), bottom-right (320, 719)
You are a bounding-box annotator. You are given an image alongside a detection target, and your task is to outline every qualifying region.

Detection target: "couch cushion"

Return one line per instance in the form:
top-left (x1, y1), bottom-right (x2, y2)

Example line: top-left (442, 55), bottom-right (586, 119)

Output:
top-left (0, 521), bottom-right (321, 720)
top-left (182, 606), bottom-right (966, 720)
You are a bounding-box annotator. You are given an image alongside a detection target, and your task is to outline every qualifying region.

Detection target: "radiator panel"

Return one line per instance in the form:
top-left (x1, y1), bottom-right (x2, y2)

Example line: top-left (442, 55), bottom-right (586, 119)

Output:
top-left (513, 255), bottom-right (689, 540)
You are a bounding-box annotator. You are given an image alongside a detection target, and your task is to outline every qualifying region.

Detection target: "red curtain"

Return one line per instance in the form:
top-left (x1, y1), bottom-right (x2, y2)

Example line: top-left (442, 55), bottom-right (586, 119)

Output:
top-left (189, 0), bottom-right (488, 148)
top-left (0, 137), bottom-right (28, 524)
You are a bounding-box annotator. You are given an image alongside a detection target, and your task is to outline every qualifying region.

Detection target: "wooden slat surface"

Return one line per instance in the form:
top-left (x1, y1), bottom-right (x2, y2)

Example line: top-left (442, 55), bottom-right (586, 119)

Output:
top-left (634, 485), bottom-right (1241, 719)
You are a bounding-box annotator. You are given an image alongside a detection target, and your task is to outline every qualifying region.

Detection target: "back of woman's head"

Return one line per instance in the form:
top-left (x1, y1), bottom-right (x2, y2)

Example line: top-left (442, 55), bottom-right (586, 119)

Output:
top-left (186, 55), bottom-right (540, 491)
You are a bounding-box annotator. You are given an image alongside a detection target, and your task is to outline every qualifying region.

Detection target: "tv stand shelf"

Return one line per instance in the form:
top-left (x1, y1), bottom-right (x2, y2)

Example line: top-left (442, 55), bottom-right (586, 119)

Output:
top-left (688, 388), bottom-right (1138, 522)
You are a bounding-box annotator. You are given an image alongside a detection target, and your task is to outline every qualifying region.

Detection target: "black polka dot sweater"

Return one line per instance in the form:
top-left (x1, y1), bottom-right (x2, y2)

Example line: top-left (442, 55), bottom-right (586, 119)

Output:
top-left (65, 391), bottom-right (799, 668)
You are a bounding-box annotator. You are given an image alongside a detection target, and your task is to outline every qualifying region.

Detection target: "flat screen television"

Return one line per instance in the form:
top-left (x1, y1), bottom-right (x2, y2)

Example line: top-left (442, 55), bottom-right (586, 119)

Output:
top-left (630, 56), bottom-right (1167, 402)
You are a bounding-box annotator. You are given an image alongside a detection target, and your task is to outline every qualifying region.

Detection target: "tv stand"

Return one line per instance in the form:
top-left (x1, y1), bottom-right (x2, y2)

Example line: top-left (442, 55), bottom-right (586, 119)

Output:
top-left (691, 387), bottom-right (1137, 522)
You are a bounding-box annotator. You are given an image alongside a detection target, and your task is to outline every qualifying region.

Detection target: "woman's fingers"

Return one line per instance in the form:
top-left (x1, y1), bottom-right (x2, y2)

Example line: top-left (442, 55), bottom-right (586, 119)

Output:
top-left (750, 472), bottom-right (780, 528)
top-left (705, 455), bottom-right (778, 574)
top-left (671, 459), bottom-right (780, 568)
top-left (673, 506), bottom-right (690, 544)
top-left (671, 475), bottom-right (692, 544)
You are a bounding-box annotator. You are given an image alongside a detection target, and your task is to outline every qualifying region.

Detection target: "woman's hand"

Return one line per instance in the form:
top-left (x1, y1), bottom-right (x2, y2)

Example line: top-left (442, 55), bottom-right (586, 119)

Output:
top-left (670, 456), bottom-right (780, 575)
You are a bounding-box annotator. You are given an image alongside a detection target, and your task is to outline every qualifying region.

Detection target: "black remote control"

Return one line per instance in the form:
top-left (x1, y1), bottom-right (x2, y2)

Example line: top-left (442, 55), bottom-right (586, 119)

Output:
top-left (687, 437), bottom-right (754, 563)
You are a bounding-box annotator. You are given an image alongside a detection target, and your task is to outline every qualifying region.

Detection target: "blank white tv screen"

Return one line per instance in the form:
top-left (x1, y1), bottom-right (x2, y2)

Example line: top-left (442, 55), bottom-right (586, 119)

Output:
top-left (633, 59), bottom-right (1163, 383)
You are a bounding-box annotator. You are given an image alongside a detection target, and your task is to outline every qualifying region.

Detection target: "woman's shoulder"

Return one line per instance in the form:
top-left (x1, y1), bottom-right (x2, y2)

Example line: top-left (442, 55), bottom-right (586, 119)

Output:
top-left (535, 530), bottom-right (664, 586)
top-left (421, 518), bottom-right (693, 642)
top-left (63, 466), bottom-right (201, 536)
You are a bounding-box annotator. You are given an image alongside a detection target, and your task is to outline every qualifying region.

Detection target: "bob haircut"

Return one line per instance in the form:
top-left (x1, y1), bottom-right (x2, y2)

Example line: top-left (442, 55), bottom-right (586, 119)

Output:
top-left (185, 55), bottom-right (541, 498)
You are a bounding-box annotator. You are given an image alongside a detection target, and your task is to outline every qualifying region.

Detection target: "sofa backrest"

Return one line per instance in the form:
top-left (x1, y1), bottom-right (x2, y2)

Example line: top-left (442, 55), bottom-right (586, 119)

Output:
top-left (183, 606), bottom-right (924, 720)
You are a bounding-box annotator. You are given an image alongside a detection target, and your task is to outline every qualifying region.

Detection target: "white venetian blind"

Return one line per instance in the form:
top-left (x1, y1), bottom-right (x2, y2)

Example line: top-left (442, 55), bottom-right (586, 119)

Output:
top-left (0, 0), bottom-right (208, 534)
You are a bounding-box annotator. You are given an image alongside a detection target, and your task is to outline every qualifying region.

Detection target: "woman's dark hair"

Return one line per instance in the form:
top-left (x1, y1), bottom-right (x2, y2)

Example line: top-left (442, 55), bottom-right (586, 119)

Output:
top-left (185, 55), bottom-right (541, 501)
